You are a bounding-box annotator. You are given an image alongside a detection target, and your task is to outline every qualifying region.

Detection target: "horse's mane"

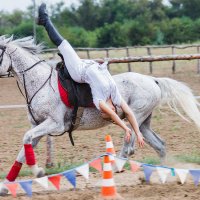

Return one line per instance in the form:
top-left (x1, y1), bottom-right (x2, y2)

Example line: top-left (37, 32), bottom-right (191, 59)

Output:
top-left (0, 35), bottom-right (44, 54)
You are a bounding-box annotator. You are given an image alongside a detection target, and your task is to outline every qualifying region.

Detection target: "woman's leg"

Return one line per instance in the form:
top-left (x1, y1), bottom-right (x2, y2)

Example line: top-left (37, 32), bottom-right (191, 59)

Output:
top-left (37, 3), bottom-right (82, 82)
top-left (37, 3), bottom-right (63, 47)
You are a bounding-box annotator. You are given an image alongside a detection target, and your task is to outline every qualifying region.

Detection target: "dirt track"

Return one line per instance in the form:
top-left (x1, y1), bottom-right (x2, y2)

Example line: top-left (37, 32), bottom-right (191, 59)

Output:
top-left (0, 64), bottom-right (200, 199)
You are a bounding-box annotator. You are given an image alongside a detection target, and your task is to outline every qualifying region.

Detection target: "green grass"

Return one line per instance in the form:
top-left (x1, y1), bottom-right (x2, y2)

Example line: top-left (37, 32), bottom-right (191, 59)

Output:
top-left (137, 157), bottom-right (161, 165)
top-left (175, 153), bottom-right (200, 164)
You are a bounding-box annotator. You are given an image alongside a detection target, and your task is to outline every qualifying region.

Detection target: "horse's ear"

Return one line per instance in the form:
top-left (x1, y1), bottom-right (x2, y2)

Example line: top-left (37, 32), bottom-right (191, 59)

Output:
top-left (5, 35), bottom-right (13, 43)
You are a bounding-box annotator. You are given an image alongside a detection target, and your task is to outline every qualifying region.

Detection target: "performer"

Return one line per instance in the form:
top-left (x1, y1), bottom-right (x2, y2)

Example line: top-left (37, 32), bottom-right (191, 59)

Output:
top-left (37, 3), bottom-right (144, 147)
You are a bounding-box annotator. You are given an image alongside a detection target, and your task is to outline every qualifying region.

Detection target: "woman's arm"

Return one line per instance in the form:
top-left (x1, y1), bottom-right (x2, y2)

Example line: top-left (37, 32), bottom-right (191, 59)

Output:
top-left (99, 101), bottom-right (132, 142)
top-left (120, 99), bottom-right (145, 147)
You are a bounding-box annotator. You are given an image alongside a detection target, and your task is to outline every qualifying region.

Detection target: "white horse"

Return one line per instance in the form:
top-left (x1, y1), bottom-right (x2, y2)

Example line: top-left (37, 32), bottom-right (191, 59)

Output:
top-left (0, 35), bottom-right (200, 195)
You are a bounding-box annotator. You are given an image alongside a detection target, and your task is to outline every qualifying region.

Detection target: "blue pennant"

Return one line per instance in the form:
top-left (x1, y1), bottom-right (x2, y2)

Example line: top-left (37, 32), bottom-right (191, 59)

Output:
top-left (19, 180), bottom-right (33, 197)
top-left (189, 170), bottom-right (200, 186)
top-left (62, 170), bottom-right (76, 188)
top-left (142, 165), bottom-right (155, 183)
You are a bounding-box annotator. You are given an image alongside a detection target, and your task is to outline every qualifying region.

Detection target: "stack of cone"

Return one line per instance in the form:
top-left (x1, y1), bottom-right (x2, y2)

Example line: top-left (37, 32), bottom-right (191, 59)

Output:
top-left (101, 155), bottom-right (119, 199)
top-left (105, 135), bottom-right (116, 166)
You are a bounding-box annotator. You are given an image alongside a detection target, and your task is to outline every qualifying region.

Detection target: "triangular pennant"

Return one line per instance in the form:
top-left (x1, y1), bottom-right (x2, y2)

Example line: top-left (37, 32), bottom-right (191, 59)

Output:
top-left (129, 161), bottom-right (140, 173)
top-left (175, 169), bottom-right (189, 184)
top-left (5, 183), bottom-right (18, 197)
top-left (76, 164), bottom-right (89, 179)
top-left (19, 180), bottom-right (32, 197)
top-left (190, 170), bottom-right (200, 186)
top-left (34, 176), bottom-right (49, 189)
top-left (142, 165), bottom-right (155, 183)
top-left (89, 158), bottom-right (102, 173)
top-left (48, 175), bottom-right (62, 190)
top-left (63, 170), bottom-right (76, 188)
top-left (115, 157), bottom-right (127, 172)
top-left (156, 167), bottom-right (171, 184)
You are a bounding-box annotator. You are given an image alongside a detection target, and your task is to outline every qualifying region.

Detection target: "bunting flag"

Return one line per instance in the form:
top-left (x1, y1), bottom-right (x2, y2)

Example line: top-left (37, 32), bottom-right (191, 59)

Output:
top-left (76, 164), bottom-right (89, 179)
top-left (142, 165), bottom-right (155, 183)
top-left (5, 183), bottom-right (18, 197)
top-left (48, 175), bottom-right (62, 190)
top-left (34, 176), bottom-right (49, 189)
top-left (129, 161), bottom-right (141, 173)
top-left (175, 169), bottom-right (189, 184)
top-left (19, 180), bottom-right (33, 197)
top-left (114, 157), bottom-right (127, 172)
top-left (63, 170), bottom-right (76, 188)
top-left (89, 158), bottom-right (102, 173)
top-left (156, 167), bottom-right (171, 184)
top-left (189, 170), bottom-right (200, 186)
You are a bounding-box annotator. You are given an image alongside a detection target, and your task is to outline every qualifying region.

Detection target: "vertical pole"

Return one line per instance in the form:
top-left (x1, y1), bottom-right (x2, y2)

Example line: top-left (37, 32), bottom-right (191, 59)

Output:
top-left (126, 47), bottom-right (131, 72)
top-left (172, 46), bottom-right (176, 74)
top-left (106, 49), bottom-right (110, 71)
top-left (147, 47), bottom-right (153, 73)
top-left (32, 0), bottom-right (37, 42)
top-left (197, 46), bottom-right (200, 74)
top-left (87, 49), bottom-right (90, 59)
top-left (46, 135), bottom-right (54, 168)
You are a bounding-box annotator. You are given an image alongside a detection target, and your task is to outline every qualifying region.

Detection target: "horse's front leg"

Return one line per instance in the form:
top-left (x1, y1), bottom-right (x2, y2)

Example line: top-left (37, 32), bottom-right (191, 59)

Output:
top-left (0, 118), bottom-right (65, 196)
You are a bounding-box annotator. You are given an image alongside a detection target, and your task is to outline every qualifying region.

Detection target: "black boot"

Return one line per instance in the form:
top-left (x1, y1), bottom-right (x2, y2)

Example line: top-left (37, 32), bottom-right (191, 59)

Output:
top-left (37, 3), bottom-right (63, 47)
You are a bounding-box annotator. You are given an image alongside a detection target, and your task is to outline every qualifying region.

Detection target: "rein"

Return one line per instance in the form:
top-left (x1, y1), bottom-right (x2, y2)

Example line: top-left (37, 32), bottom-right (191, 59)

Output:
top-left (16, 60), bottom-right (53, 125)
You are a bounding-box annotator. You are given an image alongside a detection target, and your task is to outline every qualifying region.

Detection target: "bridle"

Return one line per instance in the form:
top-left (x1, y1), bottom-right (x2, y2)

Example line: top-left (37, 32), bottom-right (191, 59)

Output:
top-left (0, 45), bottom-right (16, 78)
top-left (0, 45), bottom-right (53, 125)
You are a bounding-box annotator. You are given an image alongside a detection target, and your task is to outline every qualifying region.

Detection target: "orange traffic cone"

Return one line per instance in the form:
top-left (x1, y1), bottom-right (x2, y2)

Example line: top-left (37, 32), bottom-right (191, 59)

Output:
top-left (105, 135), bottom-right (116, 165)
top-left (101, 155), bottom-right (122, 199)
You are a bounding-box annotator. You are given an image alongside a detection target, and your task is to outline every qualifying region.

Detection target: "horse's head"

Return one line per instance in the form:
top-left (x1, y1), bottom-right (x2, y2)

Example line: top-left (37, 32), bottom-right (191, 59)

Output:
top-left (0, 35), bottom-right (13, 76)
top-left (0, 35), bottom-right (45, 77)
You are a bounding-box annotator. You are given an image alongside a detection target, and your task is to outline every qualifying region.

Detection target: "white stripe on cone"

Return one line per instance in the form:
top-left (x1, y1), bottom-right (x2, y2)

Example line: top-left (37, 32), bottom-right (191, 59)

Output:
top-left (103, 163), bottom-right (112, 171)
top-left (102, 178), bottom-right (115, 187)
top-left (106, 141), bottom-right (114, 148)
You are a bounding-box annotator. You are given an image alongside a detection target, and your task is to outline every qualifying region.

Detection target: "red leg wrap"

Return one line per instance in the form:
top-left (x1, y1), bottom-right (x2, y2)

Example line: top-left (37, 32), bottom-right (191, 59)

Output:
top-left (24, 144), bottom-right (36, 166)
top-left (6, 161), bottom-right (22, 182)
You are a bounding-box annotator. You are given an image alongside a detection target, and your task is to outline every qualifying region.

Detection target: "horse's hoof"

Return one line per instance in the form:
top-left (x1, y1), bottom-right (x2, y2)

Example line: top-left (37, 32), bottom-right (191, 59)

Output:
top-left (36, 167), bottom-right (45, 178)
top-left (0, 184), bottom-right (8, 196)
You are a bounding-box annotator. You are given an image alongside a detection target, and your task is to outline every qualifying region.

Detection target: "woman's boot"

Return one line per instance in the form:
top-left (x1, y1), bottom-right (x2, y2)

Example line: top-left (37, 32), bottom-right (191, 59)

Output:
top-left (37, 3), bottom-right (63, 46)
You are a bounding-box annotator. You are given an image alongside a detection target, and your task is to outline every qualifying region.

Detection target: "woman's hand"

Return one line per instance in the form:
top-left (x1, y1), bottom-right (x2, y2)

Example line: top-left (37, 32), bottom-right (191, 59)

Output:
top-left (136, 132), bottom-right (145, 148)
top-left (125, 128), bottom-right (132, 142)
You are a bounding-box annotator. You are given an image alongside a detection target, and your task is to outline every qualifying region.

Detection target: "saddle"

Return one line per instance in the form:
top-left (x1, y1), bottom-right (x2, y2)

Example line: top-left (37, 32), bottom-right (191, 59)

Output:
top-left (56, 53), bottom-right (94, 145)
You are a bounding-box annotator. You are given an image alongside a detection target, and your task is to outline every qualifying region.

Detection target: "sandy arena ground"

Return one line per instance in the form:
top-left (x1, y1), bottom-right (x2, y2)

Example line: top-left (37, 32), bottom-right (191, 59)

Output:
top-left (0, 62), bottom-right (200, 199)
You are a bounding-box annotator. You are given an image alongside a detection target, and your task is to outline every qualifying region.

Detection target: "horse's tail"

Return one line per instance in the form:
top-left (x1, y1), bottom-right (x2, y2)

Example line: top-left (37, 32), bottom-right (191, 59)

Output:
top-left (154, 77), bottom-right (200, 129)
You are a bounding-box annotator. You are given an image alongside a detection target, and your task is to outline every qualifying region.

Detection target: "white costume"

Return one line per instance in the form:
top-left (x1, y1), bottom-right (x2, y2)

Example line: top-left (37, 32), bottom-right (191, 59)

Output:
top-left (58, 40), bottom-right (122, 110)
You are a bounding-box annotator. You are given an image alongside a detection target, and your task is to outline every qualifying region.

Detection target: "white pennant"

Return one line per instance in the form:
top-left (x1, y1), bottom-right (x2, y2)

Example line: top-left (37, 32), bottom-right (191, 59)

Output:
top-left (175, 169), bottom-right (189, 184)
top-left (156, 167), bottom-right (171, 184)
top-left (76, 164), bottom-right (89, 179)
top-left (114, 157), bottom-right (127, 172)
top-left (34, 176), bottom-right (49, 189)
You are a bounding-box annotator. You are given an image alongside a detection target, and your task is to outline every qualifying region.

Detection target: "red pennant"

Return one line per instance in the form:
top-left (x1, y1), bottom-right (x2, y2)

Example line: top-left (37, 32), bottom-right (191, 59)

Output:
top-left (5, 183), bottom-right (18, 197)
top-left (89, 158), bottom-right (102, 173)
top-left (48, 175), bottom-right (62, 190)
top-left (130, 161), bottom-right (140, 173)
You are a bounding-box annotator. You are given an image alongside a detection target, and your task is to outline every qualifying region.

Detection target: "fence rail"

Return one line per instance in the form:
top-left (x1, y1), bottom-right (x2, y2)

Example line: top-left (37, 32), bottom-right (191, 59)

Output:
top-left (42, 44), bottom-right (200, 73)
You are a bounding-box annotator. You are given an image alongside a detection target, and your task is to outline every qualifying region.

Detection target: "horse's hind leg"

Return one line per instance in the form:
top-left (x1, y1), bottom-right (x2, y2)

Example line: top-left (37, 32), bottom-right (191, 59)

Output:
top-left (140, 114), bottom-right (166, 162)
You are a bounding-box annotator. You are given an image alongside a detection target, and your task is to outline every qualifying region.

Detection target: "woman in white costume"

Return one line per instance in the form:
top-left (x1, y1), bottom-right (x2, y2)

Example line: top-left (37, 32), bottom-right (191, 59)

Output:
top-left (37, 3), bottom-right (144, 147)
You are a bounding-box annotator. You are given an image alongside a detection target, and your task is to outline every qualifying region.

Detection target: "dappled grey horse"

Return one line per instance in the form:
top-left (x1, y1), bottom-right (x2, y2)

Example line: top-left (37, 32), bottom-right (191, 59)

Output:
top-left (0, 35), bottom-right (200, 195)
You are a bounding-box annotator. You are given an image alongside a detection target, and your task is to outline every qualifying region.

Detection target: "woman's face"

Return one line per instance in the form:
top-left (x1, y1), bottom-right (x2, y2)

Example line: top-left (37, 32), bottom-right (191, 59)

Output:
top-left (101, 99), bottom-right (116, 119)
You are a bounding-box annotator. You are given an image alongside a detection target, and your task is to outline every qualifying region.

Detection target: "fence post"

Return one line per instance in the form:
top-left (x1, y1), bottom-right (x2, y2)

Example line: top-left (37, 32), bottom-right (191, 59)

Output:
top-left (147, 47), bottom-right (153, 73)
top-left (106, 49), bottom-right (110, 70)
top-left (126, 47), bottom-right (131, 72)
top-left (197, 46), bottom-right (200, 74)
top-left (172, 46), bottom-right (176, 73)
top-left (86, 49), bottom-right (90, 59)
